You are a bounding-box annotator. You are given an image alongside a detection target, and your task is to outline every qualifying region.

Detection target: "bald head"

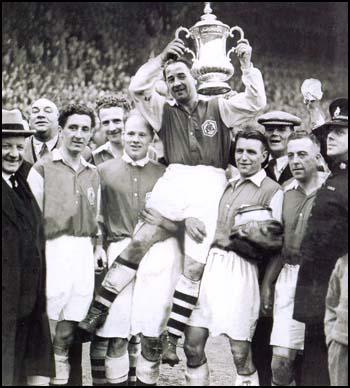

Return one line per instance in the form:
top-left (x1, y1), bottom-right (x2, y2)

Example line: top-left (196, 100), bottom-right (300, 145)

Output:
top-left (29, 98), bottom-right (59, 140)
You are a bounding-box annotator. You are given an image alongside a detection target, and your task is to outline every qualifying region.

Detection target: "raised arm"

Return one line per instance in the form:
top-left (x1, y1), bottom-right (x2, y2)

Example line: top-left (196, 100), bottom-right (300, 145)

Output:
top-left (219, 41), bottom-right (267, 128)
top-left (129, 38), bottom-right (186, 131)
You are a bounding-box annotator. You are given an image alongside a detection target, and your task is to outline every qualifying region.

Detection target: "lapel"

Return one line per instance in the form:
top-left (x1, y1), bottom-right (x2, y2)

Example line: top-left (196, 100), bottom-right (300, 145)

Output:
top-left (2, 179), bottom-right (22, 227)
top-left (279, 165), bottom-right (293, 185)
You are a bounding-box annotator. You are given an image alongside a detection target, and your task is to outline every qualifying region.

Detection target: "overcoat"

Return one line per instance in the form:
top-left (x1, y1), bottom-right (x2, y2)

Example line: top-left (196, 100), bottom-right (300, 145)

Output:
top-left (2, 161), bottom-right (54, 385)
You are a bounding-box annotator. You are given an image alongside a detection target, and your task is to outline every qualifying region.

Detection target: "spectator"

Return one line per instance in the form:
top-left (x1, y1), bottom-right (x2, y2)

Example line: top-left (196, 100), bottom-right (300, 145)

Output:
top-left (2, 108), bottom-right (54, 386)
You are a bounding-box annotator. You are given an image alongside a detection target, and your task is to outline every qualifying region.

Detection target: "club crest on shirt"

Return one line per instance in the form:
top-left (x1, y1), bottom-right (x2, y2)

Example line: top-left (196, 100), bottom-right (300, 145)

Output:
top-left (202, 120), bottom-right (217, 137)
top-left (87, 187), bottom-right (96, 206)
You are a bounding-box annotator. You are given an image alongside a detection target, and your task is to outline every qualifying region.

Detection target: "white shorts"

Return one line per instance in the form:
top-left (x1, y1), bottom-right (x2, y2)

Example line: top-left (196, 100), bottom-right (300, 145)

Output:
top-left (146, 164), bottom-right (227, 263)
top-left (46, 235), bottom-right (95, 321)
top-left (188, 248), bottom-right (260, 341)
top-left (270, 264), bottom-right (305, 350)
top-left (132, 237), bottom-right (183, 337)
top-left (97, 238), bottom-right (183, 338)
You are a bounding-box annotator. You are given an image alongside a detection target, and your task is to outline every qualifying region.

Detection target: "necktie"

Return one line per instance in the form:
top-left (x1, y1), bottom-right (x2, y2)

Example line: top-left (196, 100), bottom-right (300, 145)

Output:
top-left (267, 158), bottom-right (277, 180)
top-left (9, 174), bottom-right (18, 189)
top-left (38, 142), bottom-right (49, 159)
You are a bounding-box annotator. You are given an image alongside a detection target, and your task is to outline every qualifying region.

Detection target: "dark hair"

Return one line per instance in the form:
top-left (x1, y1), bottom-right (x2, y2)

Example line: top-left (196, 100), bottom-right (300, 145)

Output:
top-left (287, 131), bottom-right (321, 149)
top-left (162, 57), bottom-right (193, 80)
top-left (59, 103), bottom-right (96, 129)
top-left (95, 95), bottom-right (131, 117)
top-left (234, 128), bottom-right (269, 151)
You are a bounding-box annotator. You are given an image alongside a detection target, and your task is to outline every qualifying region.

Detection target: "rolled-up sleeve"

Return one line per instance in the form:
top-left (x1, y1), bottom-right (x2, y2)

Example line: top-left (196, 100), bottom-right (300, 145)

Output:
top-left (218, 64), bottom-right (267, 128)
top-left (129, 56), bottom-right (166, 132)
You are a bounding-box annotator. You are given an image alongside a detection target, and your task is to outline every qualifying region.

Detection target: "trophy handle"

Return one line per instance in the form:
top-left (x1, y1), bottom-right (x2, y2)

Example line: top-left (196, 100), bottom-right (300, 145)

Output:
top-left (227, 26), bottom-right (248, 59)
top-left (175, 27), bottom-right (196, 61)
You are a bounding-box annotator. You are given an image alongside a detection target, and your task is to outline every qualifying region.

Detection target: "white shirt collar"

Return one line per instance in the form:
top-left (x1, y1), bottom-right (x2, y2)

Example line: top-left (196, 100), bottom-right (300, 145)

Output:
top-left (93, 141), bottom-right (114, 156)
top-left (269, 154), bottom-right (289, 173)
top-left (122, 151), bottom-right (150, 167)
top-left (33, 133), bottom-right (59, 152)
top-left (52, 148), bottom-right (93, 168)
top-left (230, 168), bottom-right (267, 188)
top-left (2, 171), bottom-right (13, 187)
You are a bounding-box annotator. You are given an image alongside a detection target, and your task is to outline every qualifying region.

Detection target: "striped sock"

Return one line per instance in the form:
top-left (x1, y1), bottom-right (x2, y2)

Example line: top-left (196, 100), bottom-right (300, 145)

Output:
top-left (167, 275), bottom-right (201, 337)
top-left (128, 335), bottom-right (141, 386)
top-left (90, 336), bottom-right (109, 386)
top-left (97, 258), bottom-right (138, 308)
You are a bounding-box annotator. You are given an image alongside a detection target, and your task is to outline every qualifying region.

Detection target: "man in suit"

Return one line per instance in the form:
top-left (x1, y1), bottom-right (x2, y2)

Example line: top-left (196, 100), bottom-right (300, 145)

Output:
top-left (2, 109), bottom-right (54, 386)
top-left (258, 111), bottom-right (302, 185)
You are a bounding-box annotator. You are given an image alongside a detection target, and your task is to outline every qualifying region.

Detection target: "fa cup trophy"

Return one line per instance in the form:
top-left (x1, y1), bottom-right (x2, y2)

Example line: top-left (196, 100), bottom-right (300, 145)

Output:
top-left (175, 2), bottom-right (247, 95)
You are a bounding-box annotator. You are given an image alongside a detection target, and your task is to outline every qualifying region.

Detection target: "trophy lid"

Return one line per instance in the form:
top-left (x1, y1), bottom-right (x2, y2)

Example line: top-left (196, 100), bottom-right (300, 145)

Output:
top-left (191, 2), bottom-right (230, 30)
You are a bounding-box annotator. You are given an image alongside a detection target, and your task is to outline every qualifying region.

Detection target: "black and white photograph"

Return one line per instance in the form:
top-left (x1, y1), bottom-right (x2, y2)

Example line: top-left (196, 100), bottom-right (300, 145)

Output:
top-left (2, 2), bottom-right (348, 386)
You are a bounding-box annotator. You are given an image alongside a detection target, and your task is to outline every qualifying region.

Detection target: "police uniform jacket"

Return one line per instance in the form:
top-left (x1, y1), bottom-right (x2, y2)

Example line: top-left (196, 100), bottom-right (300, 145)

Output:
top-left (2, 161), bottom-right (54, 385)
top-left (293, 161), bottom-right (348, 324)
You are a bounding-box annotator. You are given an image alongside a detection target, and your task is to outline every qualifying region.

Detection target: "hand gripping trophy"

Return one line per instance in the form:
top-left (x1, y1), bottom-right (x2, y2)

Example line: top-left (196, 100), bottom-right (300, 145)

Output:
top-left (175, 2), bottom-right (248, 95)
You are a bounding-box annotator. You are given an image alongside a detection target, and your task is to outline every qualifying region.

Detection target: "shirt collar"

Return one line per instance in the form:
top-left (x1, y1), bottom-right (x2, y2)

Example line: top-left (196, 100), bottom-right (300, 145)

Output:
top-left (230, 168), bottom-right (267, 188)
top-left (270, 154), bottom-right (289, 173)
top-left (284, 171), bottom-right (330, 193)
top-left (33, 133), bottom-right (59, 151)
top-left (93, 141), bottom-right (115, 157)
top-left (2, 171), bottom-right (13, 187)
top-left (122, 151), bottom-right (150, 167)
top-left (52, 148), bottom-right (92, 168)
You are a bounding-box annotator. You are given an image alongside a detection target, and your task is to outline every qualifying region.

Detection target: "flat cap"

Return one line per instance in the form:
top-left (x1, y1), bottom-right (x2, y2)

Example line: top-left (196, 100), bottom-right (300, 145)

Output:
top-left (257, 111), bottom-right (302, 127)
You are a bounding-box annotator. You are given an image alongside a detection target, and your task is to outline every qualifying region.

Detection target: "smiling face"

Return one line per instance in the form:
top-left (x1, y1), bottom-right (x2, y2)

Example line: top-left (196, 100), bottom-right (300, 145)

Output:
top-left (265, 124), bottom-right (294, 158)
top-left (327, 126), bottom-right (348, 161)
top-left (123, 114), bottom-right (153, 161)
top-left (2, 135), bottom-right (25, 174)
top-left (61, 114), bottom-right (92, 156)
top-left (235, 138), bottom-right (268, 178)
top-left (99, 106), bottom-right (124, 145)
top-left (287, 137), bottom-right (319, 183)
top-left (29, 98), bottom-right (59, 137)
top-left (164, 61), bottom-right (197, 105)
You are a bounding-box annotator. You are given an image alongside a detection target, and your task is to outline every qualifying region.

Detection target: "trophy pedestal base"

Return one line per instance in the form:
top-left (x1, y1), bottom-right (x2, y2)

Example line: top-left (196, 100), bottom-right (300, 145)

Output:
top-left (197, 81), bottom-right (231, 96)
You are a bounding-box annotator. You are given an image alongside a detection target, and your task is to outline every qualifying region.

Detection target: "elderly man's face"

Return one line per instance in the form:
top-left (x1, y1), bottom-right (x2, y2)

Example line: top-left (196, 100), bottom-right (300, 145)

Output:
top-left (287, 137), bottom-right (319, 183)
top-left (327, 126), bottom-right (348, 161)
top-left (2, 136), bottom-right (25, 174)
top-left (29, 98), bottom-right (59, 136)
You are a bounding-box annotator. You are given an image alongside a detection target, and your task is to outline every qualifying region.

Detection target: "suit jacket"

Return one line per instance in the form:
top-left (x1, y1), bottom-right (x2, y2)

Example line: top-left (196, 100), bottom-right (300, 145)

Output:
top-left (2, 161), bottom-right (54, 385)
top-left (265, 162), bottom-right (293, 185)
top-left (293, 161), bottom-right (348, 324)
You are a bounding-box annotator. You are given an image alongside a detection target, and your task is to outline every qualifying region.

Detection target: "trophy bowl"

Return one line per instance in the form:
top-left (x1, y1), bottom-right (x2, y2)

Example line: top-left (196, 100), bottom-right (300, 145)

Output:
top-left (176, 2), bottom-right (246, 95)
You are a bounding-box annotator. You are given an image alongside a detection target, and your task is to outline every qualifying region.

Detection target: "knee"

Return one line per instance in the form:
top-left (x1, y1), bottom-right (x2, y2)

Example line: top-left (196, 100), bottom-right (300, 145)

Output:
top-left (54, 324), bottom-right (76, 348)
top-left (90, 336), bottom-right (109, 358)
top-left (183, 260), bottom-right (205, 281)
top-left (230, 342), bottom-right (250, 372)
top-left (184, 340), bottom-right (205, 366)
top-left (271, 355), bottom-right (294, 385)
top-left (141, 336), bottom-right (162, 362)
top-left (107, 338), bottom-right (128, 358)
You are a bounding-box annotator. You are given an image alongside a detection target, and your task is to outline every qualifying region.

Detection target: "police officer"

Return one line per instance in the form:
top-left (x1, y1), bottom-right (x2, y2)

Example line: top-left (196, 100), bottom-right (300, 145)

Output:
top-left (258, 111), bottom-right (302, 185)
top-left (293, 98), bottom-right (348, 386)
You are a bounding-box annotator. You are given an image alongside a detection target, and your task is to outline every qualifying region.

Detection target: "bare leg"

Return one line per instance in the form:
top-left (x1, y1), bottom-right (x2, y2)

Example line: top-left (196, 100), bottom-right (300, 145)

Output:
top-left (183, 326), bottom-right (210, 385)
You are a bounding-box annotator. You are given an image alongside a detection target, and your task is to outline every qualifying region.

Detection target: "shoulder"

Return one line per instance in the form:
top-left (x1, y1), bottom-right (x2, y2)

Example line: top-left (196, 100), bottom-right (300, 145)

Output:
top-left (262, 175), bottom-right (281, 192)
top-left (32, 153), bottom-right (54, 176)
top-left (97, 158), bottom-right (124, 179)
top-left (147, 159), bottom-right (166, 173)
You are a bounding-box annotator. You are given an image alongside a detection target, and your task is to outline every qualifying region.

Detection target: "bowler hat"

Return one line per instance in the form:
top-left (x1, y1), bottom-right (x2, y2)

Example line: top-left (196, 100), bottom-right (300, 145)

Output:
top-left (2, 109), bottom-right (35, 137)
top-left (257, 111), bottom-right (302, 127)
